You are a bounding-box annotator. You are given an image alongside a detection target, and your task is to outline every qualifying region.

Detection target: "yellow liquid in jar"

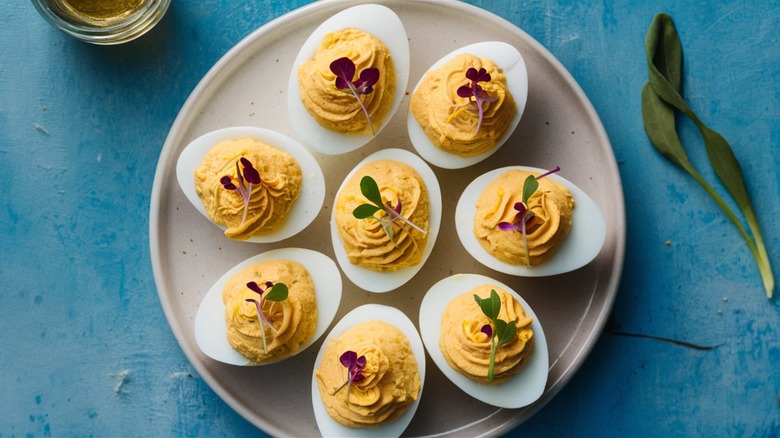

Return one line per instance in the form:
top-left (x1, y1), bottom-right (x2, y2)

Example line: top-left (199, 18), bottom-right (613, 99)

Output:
top-left (53, 0), bottom-right (146, 26)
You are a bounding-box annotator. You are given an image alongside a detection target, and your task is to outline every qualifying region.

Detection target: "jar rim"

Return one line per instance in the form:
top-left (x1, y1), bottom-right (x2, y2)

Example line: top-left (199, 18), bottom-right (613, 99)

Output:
top-left (31, 0), bottom-right (171, 44)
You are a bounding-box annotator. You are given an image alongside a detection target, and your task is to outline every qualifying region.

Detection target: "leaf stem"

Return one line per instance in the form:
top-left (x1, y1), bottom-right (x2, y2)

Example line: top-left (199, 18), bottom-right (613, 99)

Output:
top-left (347, 83), bottom-right (375, 135)
top-left (332, 376), bottom-right (348, 396)
top-left (473, 91), bottom-right (484, 136)
top-left (241, 182), bottom-right (252, 226)
top-left (488, 337), bottom-right (497, 381)
top-left (258, 303), bottom-right (269, 354)
top-left (385, 207), bottom-right (428, 235)
top-left (678, 156), bottom-right (772, 297)
top-left (521, 213), bottom-right (530, 267)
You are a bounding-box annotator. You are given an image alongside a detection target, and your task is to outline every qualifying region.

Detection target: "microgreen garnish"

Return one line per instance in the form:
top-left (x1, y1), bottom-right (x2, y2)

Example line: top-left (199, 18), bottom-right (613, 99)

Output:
top-left (331, 350), bottom-right (366, 403)
top-left (498, 167), bottom-right (561, 266)
top-left (452, 67), bottom-right (498, 136)
top-left (352, 175), bottom-right (427, 242)
top-left (244, 280), bottom-right (288, 354)
top-left (474, 290), bottom-right (517, 381)
top-left (330, 56), bottom-right (380, 135)
top-left (220, 157), bottom-right (262, 226)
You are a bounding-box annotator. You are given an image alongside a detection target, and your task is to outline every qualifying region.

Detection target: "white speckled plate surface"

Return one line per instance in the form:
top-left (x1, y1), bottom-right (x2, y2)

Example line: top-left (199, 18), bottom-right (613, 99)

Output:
top-left (149, 0), bottom-right (625, 436)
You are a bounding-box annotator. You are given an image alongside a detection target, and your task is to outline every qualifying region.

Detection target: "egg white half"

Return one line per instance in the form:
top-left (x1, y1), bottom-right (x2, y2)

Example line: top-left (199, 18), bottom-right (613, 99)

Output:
top-left (287, 3), bottom-right (410, 155)
top-left (330, 148), bottom-right (442, 293)
top-left (408, 41), bottom-right (528, 169)
top-left (418, 273), bottom-right (548, 408)
top-left (194, 248), bottom-right (342, 366)
top-left (455, 166), bottom-right (606, 276)
top-left (311, 304), bottom-right (425, 437)
top-left (176, 126), bottom-right (325, 243)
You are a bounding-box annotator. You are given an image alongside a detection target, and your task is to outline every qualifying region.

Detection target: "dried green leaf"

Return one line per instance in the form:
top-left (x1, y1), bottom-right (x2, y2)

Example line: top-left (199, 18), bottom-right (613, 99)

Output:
top-left (643, 13), bottom-right (774, 297)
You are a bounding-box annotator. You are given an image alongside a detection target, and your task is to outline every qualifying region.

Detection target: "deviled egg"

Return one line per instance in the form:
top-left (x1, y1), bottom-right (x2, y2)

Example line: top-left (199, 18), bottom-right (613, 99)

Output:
top-left (288, 3), bottom-right (410, 154)
top-left (419, 273), bottom-right (548, 408)
top-left (176, 126), bottom-right (325, 243)
top-left (312, 304), bottom-right (425, 436)
top-left (455, 166), bottom-right (606, 276)
top-left (408, 41), bottom-right (528, 169)
top-left (194, 248), bottom-right (341, 366)
top-left (330, 148), bottom-right (442, 292)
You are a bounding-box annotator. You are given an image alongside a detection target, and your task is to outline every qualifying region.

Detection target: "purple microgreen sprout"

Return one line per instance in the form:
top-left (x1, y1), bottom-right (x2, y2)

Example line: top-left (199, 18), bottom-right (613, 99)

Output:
top-left (220, 157), bottom-right (263, 226)
top-left (330, 56), bottom-right (380, 135)
top-left (497, 167), bottom-right (561, 266)
top-left (454, 67), bottom-right (498, 136)
top-left (474, 289), bottom-right (518, 381)
top-left (352, 175), bottom-right (427, 242)
top-left (244, 280), bottom-right (289, 354)
top-left (331, 350), bottom-right (367, 404)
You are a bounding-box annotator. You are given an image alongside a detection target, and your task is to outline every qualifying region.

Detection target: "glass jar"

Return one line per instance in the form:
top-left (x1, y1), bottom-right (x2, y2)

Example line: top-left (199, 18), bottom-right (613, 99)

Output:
top-left (31, 0), bottom-right (171, 45)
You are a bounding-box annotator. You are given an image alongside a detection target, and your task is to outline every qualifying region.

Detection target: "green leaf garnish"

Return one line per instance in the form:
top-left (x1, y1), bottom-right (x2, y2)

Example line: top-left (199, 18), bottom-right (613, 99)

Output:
top-left (245, 280), bottom-right (289, 354)
top-left (352, 204), bottom-right (381, 219)
top-left (264, 282), bottom-right (288, 302)
top-left (521, 175), bottom-right (538, 205)
top-left (454, 67), bottom-right (497, 136)
top-left (474, 289), bottom-right (517, 381)
top-left (331, 350), bottom-right (366, 404)
top-left (330, 57), bottom-right (380, 135)
top-left (498, 167), bottom-right (560, 266)
top-left (351, 175), bottom-right (428, 242)
top-left (220, 157), bottom-right (263, 227)
top-left (642, 13), bottom-right (774, 298)
top-left (473, 292), bottom-right (500, 320)
top-left (359, 174), bottom-right (384, 207)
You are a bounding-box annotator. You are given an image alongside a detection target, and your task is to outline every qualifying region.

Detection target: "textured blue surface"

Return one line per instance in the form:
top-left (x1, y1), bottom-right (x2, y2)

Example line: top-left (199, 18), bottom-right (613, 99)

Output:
top-left (2, 0), bottom-right (779, 436)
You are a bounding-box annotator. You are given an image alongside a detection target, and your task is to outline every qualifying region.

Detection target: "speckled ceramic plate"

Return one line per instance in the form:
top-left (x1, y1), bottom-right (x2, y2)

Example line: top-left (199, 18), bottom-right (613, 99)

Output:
top-left (149, 0), bottom-right (625, 436)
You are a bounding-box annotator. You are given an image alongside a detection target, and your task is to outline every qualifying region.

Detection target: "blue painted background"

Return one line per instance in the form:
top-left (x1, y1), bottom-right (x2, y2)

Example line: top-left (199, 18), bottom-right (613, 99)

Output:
top-left (1, 0), bottom-right (778, 436)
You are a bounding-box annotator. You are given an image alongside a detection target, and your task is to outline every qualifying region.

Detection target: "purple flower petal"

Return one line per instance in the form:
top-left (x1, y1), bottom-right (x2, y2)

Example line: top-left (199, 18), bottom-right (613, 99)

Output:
top-left (355, 84), bottom-right (373, 94)
top-left (465, 67), bottom-right (490, 83)
top-left (240, 158), bottom-right (262, 185)
top-left (498, 222), bottom-right (521, 232)
top-left (329, 57), bottom-right (378, 134)
top-left (246, 281), bottom-right (263, 295)
top-left (220, 176), bottom-right (237, 191)
top-left (480, 324), bottom-right (493, 338)
top-left (335, 77), bottom-right (350, 90)
top-left (330, 57), bottom-right (356, 88)
top-left (465, 67), bottom-right (479, 81)
top-left (339, 350), bottom-right (357, 368)
top-left (513, 202), bottom-right (526, 215)
top-left (354, 68), bottom-right (379, 94)
top-left (351, 371), bottom-right (365, 382)
top-left (355, 355), bottom-right (366, 369)
top-left (457, 85), bottom-right (472, 98)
